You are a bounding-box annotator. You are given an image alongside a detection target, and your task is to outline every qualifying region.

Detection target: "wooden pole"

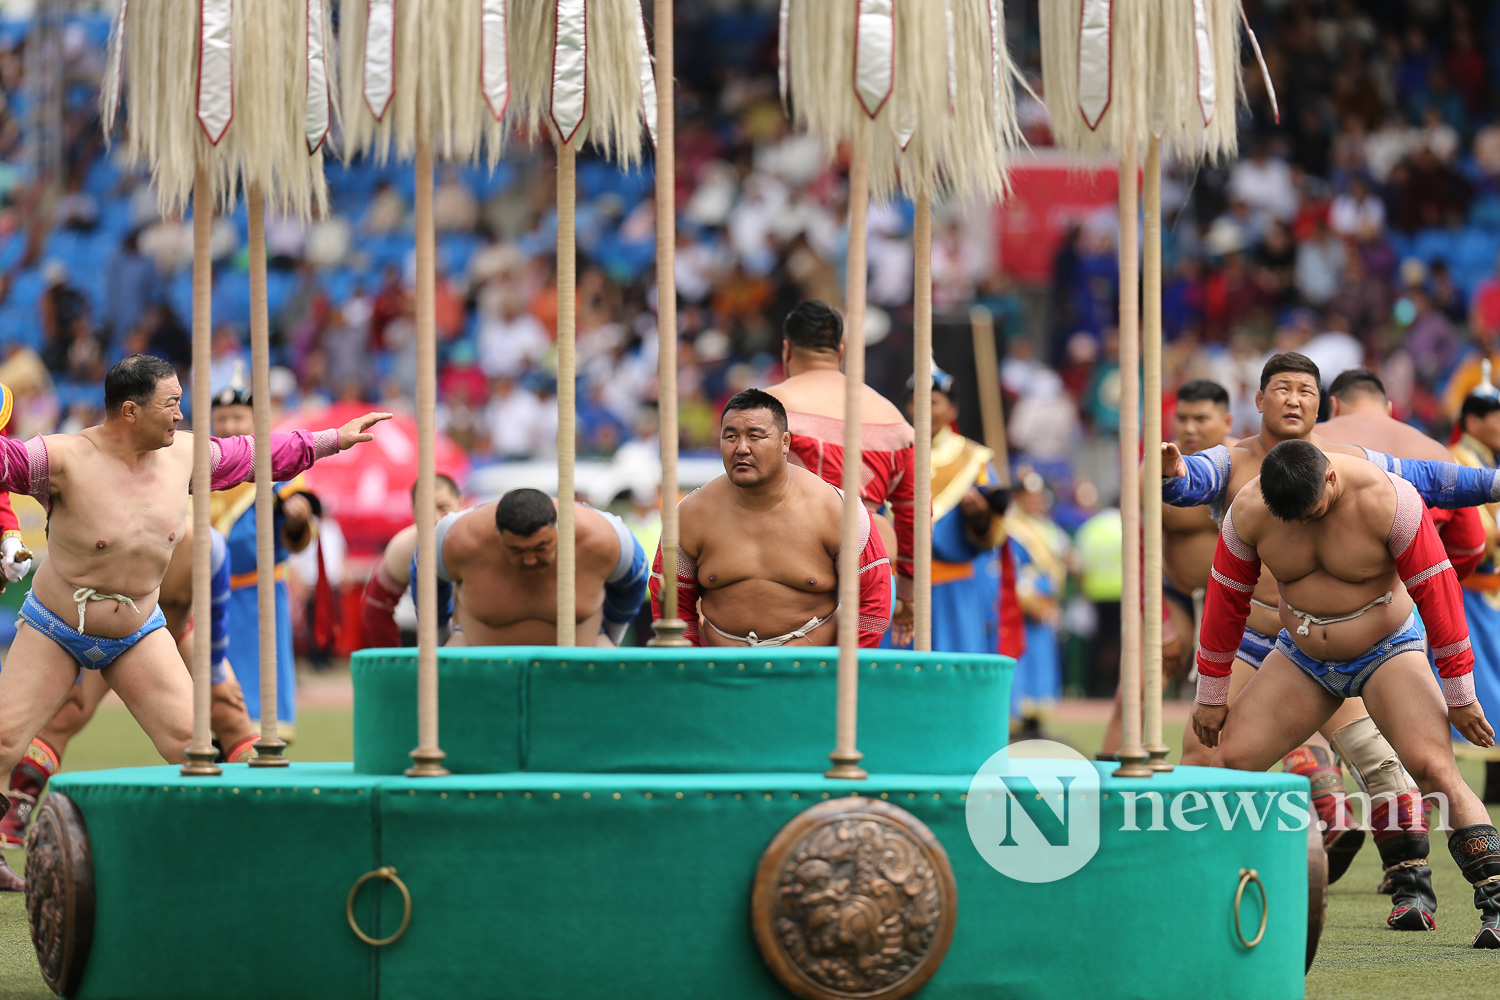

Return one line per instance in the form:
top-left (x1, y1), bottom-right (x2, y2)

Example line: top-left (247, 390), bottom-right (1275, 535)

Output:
top-left (912, 189), bottom-right (933, 653)
top-left (1142, 136), bottom-right (1171, 771)
top-left (969, 306), bottom-right (1010, 482)
top-left (247, 184), bottom-right (286, 767)
top-left (649, 0), bottom-right (688, 646)
top-left (182, 165), bottom-right (220, 776)
top-left (406, 140), bottom-right (448, 777)
top-left (556, 142), bottom-right (578, 647)
top-left (1113, 140), bottom-right (1151, 778)
top-left (826, 116), bottom-right (870, 781)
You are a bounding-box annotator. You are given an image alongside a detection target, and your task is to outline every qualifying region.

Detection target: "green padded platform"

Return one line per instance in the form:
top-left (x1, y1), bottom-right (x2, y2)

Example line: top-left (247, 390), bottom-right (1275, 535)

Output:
top-left (51, 763), bottom-right (1307, 1000)
top-left (352, 647), bottom-right (1014, 775)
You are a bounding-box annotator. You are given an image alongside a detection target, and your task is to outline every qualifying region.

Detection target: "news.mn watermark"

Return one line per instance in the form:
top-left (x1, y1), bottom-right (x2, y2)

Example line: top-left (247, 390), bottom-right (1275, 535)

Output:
top-left (965, 740), bottom-right (1452, 884)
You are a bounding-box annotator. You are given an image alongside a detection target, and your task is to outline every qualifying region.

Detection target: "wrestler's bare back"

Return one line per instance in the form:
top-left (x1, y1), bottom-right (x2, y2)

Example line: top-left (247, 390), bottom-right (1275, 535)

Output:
top-left (1232, 455), bottom-right (1413, 662)
top-left (680, 466), bottom-right (842, 646)
top-left (442, 501), bottom-right (615, 646)
top-left (29, 427), bottom-right (201, 639)
top-left (764, 370), bottom-right (907, 426)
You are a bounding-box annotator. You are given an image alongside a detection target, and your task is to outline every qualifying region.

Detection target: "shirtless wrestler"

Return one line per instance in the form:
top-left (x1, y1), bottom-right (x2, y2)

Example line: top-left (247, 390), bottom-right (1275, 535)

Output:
top-left (1193, 441), bottom-right (1500, 945)
top-left (359, 472), bottom-right (463, 648)
top-left (764, 301), bottom-right (915, 643)
top-left (1320, 368), bottom-right (1487, 580)
top-left (0, 354), bottom-right (387, 889)
top-left (421, 487), bottom-right (647, 647)
top-left (1164, 352), bottom-right (1493, 899)
top-left (651, 389), bottom-right (891, 647)
top-left (0, 520), bottom-right (256, 850)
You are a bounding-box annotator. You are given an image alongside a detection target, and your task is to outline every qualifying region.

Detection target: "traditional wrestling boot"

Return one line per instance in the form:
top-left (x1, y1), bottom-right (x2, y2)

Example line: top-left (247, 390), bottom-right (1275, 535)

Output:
top-left (0, 737), bottom-right (60, 849)
top-left (223, 735), bottom-right (258, 764)
top-left (1449, 823), bottom-right (1500, 948)
top-left (1374, 789), bottom-right (1437, 931)
top-left (1283, 744), bottom-right (1363, 884)
top-left (0, 796), bottom-right (23, 892)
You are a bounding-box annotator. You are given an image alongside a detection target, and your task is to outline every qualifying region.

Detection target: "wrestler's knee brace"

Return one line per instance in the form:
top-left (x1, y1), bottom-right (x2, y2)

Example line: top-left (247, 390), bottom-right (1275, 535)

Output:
top-left (0, 737), bottom-right (61, 845)
top-left (1331, 717), bottom-right (1435, 929)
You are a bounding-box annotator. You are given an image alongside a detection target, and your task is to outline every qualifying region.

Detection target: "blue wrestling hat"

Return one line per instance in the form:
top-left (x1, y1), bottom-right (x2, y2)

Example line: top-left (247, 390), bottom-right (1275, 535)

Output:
top-left (906, 364), bottom-right (955, 398)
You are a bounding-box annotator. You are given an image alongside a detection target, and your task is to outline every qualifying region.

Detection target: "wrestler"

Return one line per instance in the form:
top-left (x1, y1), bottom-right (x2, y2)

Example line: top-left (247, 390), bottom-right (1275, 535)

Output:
top-left (0, 354), bottom-right (387, 889)
top-left (359, 472), bottom-right (463, 648)
top-left (1101, 380), bottom-right (1235, 760)
top-left (419, 487), bottom-right (647, 647)
top-left (0, 521), bottom-right (255, 850)
top-left (1193, 441), bottom-right (1500, 946)
top-left (764, 301), bottom-right (915, 641)
top-left (1163, 352), bottom-right (1496, 902)
top-left (1321, 368), bottom-right (1487, 580)
top-left (651, 389), bottom-right (891, 647)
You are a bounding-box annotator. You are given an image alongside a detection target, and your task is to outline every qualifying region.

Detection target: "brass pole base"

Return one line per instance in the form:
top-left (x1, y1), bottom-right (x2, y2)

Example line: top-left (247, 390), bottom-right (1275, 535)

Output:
top-left (249, 736), bottom-right (290, 768)
top-left (180, 745), bottom-right (222, 777)
top-left (647, 618), bottom-right (692, 647)
top-left (1112, 746), bottom-right (1153, 778)
top-left (1144, 743), bottom-right (1175, 772)
top-left (406, 747), bottom-right (450, 778)
top-left (824, 749), bottom-right (868, 781)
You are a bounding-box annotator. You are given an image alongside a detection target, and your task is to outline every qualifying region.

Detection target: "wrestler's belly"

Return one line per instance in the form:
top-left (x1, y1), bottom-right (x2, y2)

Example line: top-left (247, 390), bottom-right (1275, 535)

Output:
top-left (699, 580), bottom-right (838, 647)
top-left (28, 559), bottom-right (163, 640)
top-left (1276, 581), bottom-right (1415, 662)
top-left (1163, 528), bottom-right (1216, 593)
top-left (454, 608), bottom-right (607, 647)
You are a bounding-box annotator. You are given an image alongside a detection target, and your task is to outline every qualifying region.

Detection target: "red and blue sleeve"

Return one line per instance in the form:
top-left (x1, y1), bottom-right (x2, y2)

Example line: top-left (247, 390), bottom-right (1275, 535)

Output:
top-left (1195, 505), bottom-right (1260, 705)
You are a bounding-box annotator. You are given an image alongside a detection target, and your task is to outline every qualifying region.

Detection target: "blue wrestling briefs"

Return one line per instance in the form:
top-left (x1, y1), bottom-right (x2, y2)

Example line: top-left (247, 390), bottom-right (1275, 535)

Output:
top-left (1274, 610), bottom-right (1426, 699)
top-left (18, 591), bottom-right (167, 670)
top-left (1238, 627), bottom-right (1276, 670)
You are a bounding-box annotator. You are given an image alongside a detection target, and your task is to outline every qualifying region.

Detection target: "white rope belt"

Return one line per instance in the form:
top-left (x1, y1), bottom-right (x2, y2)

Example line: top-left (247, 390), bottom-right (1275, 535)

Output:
top-left (72, 587), bottom-right (139, 633)
top-left (1283, 592), bottom-right (1394, 637)
top-left (1250, 598), bottom-right (1279, 611)
top-left (704, 607), bottom-right (836, 647)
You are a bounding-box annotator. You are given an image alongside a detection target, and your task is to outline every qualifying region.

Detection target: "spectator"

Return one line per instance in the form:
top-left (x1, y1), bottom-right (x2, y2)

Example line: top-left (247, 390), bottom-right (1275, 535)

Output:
top-left (102, 230), bottom-right (159, 347)
top-left (1328, 176), bottom-right (1385, 238)
top-left (1294, 218), bottom-right (1346, 306)
top-left (476, 282), bottom-right (550, 379)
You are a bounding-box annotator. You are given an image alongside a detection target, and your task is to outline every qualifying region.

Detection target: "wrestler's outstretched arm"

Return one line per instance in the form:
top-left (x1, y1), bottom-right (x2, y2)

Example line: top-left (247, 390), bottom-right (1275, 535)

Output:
top-left (601, 524), bottom-right (649, 646)
top-left (1192, 503), bottom-right (1262, 747)
top-left (1362, 448), bottom-right (1500, 509)
top-left (1161, 443), bottom-right (1233, 509)
top-left (197, 411), bottom-right (391, 492)
top-left (1384, 476), bottom-right (1496, 747)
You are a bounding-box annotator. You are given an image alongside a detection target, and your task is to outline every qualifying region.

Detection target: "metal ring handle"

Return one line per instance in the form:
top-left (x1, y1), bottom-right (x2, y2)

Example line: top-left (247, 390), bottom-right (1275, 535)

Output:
top-left (1235, 867), bottom-right (1268, 948)
top-left (347, 866), bottom-right (411, 947)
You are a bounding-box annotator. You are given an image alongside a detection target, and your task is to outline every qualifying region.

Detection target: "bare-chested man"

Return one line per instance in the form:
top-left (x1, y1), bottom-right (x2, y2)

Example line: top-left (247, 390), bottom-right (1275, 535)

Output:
top-left (421, 487), bottom-right (647, 647)
top-left (1166, 351), bottom-right (1500, 926)
top-left (1193, 441), bottom-right (1500, 946)
top-left (764, 301), bottom-right (915, 642)
top-left (0, 354), bottom-right (387, 889)
top-left (651, 389), bottom-right (891, 647)
top-left (359, 473), bottom-right (463, 648)
top-left (0, 520), bottom-right (256, 850)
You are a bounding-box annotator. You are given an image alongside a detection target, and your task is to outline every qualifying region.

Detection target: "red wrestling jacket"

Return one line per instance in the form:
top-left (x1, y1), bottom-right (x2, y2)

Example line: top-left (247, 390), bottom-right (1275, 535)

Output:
top-left (0, 389), bottom-right (18, 543)
top-left (650, 487), bottom-right (892, 648)
top-left (359, 559), bottom-right (406, 649)
top-left (1196, 473), bottom-right (1475, 706)
top-left (786, 412), bottom-right (916, 601)
top-left (1431, 506), bottom-right (1485, 580)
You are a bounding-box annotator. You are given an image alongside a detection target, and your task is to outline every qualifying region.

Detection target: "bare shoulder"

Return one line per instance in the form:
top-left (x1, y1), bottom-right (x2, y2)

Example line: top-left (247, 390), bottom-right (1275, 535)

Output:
top-left (576, 504), bottom-right (624, 559)
top-left (382, 524), bottom-right (420, 578)
top-left (1309, 431), bottom-right (1365, 458)
top-left (861, 383), bottom-right (908, 425)
top-left (791, 466), bottom-right (845, 525)
top-left (1227, 480), bottom-right (1271, 542)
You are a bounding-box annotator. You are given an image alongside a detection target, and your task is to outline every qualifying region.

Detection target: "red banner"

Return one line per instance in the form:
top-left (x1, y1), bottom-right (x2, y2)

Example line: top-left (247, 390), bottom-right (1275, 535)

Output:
top-left (995, 153), bottom-right (1121, 284)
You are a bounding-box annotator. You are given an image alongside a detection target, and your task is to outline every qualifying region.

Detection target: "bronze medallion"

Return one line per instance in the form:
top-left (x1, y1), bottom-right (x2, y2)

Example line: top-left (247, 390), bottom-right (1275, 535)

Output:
top-left (752, 797), bottom-right (957, 1000)
top-left (1306, 823), bottom-right (1328, 973)
top-left (25, 793), bottom-right (95, 998)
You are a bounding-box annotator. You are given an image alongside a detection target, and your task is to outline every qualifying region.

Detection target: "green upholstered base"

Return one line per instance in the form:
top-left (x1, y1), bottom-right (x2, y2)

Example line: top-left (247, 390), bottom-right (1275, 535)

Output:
top-left (352, 648), bottom-right (1014, 775)
top-left (49, 763), bottom-right (1306, 1000)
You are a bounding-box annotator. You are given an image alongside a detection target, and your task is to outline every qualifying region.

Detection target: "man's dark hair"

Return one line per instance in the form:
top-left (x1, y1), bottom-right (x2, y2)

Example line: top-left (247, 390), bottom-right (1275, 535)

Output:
top-left (1176, 380), bottom-right (1229, 409)
top-left (1259, 351), bottom-right (1322, 391)
top-left (105, 354), bottom-right (178, 414)
top-left (1461, 391), bottom-right (1500, 429)
top-left (782, 300), bottom-right (843, 353)
top-left (721, 388), bottom-right (788, 432)
top-left (411, 472), bottom-right (461, 503)
top-left (1328, 367), bottom-right (1387, 403)
top-left (496, 488), bottom-right (557, 537)
top-left (1260, 440), bottom-right (1330, 522)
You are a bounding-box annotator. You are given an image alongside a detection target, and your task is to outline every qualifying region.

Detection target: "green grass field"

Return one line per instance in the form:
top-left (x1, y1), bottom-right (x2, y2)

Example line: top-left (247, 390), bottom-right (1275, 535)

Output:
top-left (0, 707), bottom-right (1495, 999)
